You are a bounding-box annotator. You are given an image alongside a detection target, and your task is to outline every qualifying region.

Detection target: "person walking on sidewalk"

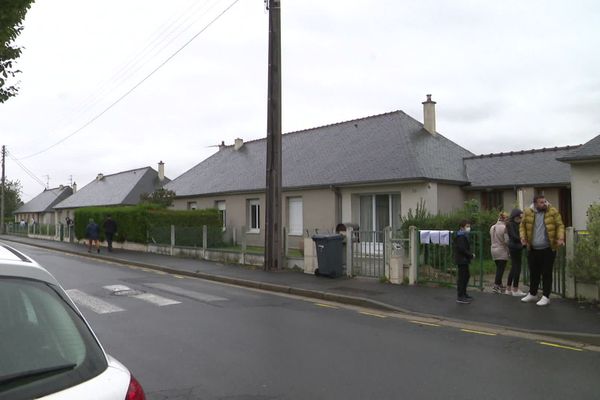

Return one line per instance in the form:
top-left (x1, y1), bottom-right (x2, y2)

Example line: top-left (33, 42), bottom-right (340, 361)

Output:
top-left (85, 218), bottom-right (100, 254)
top-left (454, 220), bottom-right (476, 304)
top-left (490, 211), bottom-right (509, 294)
top-left (505, 208), bottom-right (526, 296)
top-left (103, 215), bottom-right (117, 252)
top-left (520, 195), bottom-right (565, 306)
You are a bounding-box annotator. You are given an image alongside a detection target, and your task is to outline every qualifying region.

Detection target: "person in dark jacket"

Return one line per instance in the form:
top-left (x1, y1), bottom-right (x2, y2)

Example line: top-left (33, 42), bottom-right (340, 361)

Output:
top-left (103, 215), bottom-right (117, 252)
top-left (505, 208), bottom-right (526, 296)
top-left (453, 220), bottom-right (475, 304)
top-left (85, 218), bottom-right (100, 253)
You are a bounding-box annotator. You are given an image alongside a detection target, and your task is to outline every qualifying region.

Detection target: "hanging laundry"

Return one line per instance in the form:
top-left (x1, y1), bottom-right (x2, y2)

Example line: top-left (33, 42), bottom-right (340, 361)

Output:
top-left (430, 231), bottom-right (441, 244)
top-left (419, 230), bottom-right (430, 244)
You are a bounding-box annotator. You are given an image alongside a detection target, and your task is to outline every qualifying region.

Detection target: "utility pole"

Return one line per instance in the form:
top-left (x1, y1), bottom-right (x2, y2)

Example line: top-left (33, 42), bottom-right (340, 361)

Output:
top-left (1, 145), bottom-right (5, 234)
top-left (264, 0), bottom-right (282, 271)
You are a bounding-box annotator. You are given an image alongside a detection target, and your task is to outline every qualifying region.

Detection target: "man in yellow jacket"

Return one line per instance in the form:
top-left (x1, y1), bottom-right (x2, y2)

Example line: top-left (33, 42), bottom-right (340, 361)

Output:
top-left (519, 195), bottom-right (565, 306)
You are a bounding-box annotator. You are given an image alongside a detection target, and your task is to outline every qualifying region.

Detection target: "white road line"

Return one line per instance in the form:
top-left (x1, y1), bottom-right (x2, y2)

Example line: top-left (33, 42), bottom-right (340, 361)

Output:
top-left (66, 289), bottom-right (125, 314)
top-left (103, 285), bottom-right (181, 306)
top-left (145, 283), bottom-right (228, 302)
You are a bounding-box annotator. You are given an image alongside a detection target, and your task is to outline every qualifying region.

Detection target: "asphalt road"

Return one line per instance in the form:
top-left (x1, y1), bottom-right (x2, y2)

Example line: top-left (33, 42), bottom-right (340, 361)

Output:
top-left (13, 243), bottom-right (600, 400)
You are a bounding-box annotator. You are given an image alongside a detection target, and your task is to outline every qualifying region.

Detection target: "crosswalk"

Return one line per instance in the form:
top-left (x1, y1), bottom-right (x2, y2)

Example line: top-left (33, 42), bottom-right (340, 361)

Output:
top-left (65, 283), bottom-right (228, 315)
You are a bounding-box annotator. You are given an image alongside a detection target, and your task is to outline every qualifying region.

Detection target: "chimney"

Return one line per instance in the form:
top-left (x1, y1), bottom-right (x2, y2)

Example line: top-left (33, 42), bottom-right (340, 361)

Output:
top-left (158, 161), bottom-right (165, 182)
top-left (234, 138), bottom-right (244, 151)
top-left (96, 173), bottom-right (104, 181)
top-left (218, 140), bottom-right (226, 151)
top-left (72, 182), bottom-right (77, 193)
top-left (422, 94), bottom-right (437, 135)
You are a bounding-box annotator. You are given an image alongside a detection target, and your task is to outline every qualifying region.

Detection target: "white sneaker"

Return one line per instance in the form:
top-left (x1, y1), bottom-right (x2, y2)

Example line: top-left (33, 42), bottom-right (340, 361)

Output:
top-left (521, 293), bottom-right (538, 303)
top-left (505, 289), bottom-right (514, 295)
top-left (512, 289), bottom-right (527, 296)
top-left (536, 296), bottom-right (550, 306)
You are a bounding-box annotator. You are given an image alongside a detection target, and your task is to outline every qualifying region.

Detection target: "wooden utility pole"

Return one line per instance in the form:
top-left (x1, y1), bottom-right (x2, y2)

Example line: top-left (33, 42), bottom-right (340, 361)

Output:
top-left (1, 145), bottom-right (5, 234)
top-left (264, 0), bottom-right (282, 271)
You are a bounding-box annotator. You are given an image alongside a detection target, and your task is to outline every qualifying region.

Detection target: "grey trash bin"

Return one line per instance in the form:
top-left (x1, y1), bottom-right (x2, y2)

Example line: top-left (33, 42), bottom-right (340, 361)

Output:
top-left (312, 234), bottom-right (344, 278)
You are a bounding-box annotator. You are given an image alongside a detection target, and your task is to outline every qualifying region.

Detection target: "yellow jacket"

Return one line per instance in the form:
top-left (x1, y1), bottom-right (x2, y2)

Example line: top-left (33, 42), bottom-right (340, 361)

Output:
top-left (519, 205), bottom-right (565, 250)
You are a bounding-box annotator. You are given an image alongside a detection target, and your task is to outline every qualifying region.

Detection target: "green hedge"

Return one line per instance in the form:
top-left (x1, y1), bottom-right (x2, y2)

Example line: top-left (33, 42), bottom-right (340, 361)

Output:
top-left (74, 205), bottom-right (222, 245)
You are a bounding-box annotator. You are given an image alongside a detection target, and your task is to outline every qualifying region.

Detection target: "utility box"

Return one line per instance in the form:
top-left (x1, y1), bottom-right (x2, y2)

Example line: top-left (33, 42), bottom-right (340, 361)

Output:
top-left (312, 234), bottom-right (344, 278)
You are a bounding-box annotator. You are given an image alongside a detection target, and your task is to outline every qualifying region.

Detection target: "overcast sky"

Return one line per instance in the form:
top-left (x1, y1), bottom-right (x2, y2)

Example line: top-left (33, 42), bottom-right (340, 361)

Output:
top-left (2, 0), bottom-right (600, 202)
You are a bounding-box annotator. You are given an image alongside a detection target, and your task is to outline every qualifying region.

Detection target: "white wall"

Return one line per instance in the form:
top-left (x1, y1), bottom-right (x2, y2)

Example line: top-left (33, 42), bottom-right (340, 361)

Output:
top-left (570, 163), bottom-right (600, 230)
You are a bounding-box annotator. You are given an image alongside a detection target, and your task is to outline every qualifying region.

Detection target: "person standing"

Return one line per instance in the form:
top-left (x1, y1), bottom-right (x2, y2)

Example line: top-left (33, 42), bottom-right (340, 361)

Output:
top-left (85, 218), bottom-right (100, 254)
top-left (520, 195), bottom-right (565, 306)
top-left (505, 208), bottom-right (526, 296)
top-left (103, 215), bottom-right (117, 252)
top-left (490, 212), bottom-right (509, 294)
top-left (454, 220), bottom-right (475, 304)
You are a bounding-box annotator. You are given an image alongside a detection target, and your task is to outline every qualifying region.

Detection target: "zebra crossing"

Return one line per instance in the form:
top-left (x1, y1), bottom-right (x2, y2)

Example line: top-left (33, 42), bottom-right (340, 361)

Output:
top-left (65, 283), bottom-right (228, 315)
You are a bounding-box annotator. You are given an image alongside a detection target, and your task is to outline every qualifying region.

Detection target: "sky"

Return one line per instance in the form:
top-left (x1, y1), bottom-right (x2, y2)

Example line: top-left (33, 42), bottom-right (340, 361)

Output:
top-left (2, 0), bottom-right (600, 202)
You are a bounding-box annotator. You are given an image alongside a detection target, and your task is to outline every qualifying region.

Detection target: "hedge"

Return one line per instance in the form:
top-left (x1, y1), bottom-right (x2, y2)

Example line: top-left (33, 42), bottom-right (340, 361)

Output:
top-left (74, 205), bottom-right (222, 245)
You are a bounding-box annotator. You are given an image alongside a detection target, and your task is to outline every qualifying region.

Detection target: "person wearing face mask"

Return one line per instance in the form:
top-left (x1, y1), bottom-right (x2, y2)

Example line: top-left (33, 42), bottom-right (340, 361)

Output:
top-left (505, 208), bottom-right (526, 296)
top-left (520, 195), bottom-right (565, 306)
top-left (454, 220), bottom-right (476, 304)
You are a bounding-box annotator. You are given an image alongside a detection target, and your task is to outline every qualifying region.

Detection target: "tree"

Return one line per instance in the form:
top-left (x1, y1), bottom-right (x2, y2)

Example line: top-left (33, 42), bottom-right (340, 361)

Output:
top-left (140, 188), bottom-right (176, 208)
top-left (572, 203), bottom-right (600, 282)
top-left (1, 0), bottom-right (35, 103)
top-left (2, 179), bottom-right (23, 220)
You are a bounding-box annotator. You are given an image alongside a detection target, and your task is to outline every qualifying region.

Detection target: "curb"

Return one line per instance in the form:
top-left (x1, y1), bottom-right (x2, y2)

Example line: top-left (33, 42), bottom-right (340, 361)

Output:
top-left (4, 236), bottom-right (600, 348)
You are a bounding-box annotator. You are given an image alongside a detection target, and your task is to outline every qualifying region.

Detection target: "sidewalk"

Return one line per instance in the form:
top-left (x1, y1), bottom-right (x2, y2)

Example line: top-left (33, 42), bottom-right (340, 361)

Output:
top-left (3, 234), bottom-right (600, 346)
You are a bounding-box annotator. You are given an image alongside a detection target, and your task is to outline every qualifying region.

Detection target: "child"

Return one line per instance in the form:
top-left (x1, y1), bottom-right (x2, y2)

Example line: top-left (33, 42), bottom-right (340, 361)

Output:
top-left (454, 220), bottom-right (475, 304)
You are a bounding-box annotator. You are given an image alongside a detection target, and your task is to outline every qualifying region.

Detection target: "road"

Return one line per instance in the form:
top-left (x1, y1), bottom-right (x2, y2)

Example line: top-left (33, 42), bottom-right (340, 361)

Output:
top-left (12, 243), bottom-right (600, 400)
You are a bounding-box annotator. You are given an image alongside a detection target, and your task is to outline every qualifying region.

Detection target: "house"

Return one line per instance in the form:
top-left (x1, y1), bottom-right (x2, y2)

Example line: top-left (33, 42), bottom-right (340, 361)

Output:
top-left (558, 134), bottom-right (600, 230)
top-left (13, 185), bottom-right (73, 225)
top-left (463, 146), bottom-right (578, 226)
top-left (165, 96), bottom-right (474, 248)
top-left (53, 163), bottom-right (169, 223)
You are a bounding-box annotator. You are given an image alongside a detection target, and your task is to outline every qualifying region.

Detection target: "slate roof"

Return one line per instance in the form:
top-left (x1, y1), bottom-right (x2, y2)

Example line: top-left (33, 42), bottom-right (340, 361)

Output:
top-left (166, 111), bottom-right (474, 197)
top-left (14, 186), bottom-right (73, 214)
top-left (557, 134), bottom-right (600, 163)
top-left (463, 146), bottom-right (580, 190)
top-left (54, 167), bottom-right (169, 209)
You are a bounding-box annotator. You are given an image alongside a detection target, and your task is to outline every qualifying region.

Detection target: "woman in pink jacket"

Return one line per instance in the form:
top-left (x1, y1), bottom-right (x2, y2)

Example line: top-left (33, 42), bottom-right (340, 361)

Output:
top-left (490, 212), bottom-right (509, 293)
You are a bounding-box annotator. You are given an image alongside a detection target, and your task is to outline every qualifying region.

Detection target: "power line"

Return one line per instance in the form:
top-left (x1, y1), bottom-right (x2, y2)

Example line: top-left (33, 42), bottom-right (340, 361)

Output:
top-left (6, 151), bottom-right (48, 189)
top-left (19, 0), bottom-right (241, 160)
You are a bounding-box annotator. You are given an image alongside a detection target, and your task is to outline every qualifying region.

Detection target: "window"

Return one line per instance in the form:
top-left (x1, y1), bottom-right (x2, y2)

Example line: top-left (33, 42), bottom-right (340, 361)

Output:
top-left (481, 191), bottom-right (503, 211)
top-left (359, 194), bottom-right (401, 241)
top-left (288, 197), bottom-right (303, 236)
top-left (248, 199), bottom-right (260, 233)
top-left (215, 201), bottom-right (226, 230)
top-left (187, 201), bottom-right (197, 210)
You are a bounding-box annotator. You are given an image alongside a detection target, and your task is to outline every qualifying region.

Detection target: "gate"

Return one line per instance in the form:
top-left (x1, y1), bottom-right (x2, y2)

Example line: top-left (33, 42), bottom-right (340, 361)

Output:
top-left (417, 230), bottom-right (485, 289)
top-left (521, 246), bottom-right (567, 297)
top-left (351, 230), bottom-right (385, 278)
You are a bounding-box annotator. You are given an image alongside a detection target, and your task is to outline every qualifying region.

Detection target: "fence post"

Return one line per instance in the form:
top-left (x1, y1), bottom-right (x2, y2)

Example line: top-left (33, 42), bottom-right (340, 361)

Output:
top-left (409, 226), bottom-right (418, 285)
top-left (202, 225), bottom-right (208, 260)
top-left (565, 227), bottom-right (576, 298)
top-left (170, 225), bottom-right (175, 256)
top-left (283, 226), bottom-right (289, 258)
top-left (478, 231), bottom-right (484, 290)
top-left (384, 226), bottom-right (391, 280)
top-left (241, 226), bottom-right (247, 265)
top-left (346, 227), bottom-right (353, 277)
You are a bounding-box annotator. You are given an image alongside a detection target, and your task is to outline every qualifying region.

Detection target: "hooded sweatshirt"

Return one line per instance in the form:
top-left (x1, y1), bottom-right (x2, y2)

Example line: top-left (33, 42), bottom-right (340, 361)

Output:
top-left (506, 208), bottom-right (524, 251)
top-left (490, 218), bottom-right (509, 260)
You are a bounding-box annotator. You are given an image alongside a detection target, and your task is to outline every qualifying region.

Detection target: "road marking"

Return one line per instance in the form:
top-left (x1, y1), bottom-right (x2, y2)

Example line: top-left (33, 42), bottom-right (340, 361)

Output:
top-left (539, 342), bottom-right (583, 352)
top-left (409, 320), bottom-right (440, 327)
top-left (173, 275), bottom-right (186, 279)
top-left (315, 303), bottom-right (339, 309)
top-left (461, 329), bottom-right (497, 336)
top-left (359, 311), bottom-right (387, 319)
top-left (145, 283), bottom-right (228, 302)
top-left (66, 289), bottom-right (125, 314)
top-left (103, 285), bottom-right (181, 306)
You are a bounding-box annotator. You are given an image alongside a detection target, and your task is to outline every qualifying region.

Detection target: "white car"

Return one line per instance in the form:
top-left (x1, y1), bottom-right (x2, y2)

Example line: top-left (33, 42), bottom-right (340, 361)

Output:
top-left (0, 242), bottom-right (145, 400)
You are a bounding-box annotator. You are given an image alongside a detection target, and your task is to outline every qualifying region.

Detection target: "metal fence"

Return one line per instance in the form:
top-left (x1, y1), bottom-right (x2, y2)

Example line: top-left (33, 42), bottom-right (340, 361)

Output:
top-left (417, 230), bottom-right (485, 289)
top-left (351, 230), bottom-right (386, 278)
top-left (521, 246), bottom-right (567, 297)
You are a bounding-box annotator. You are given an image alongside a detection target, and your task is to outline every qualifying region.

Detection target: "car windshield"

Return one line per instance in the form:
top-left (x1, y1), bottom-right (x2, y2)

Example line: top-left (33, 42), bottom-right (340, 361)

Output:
top-left (0, 278), bottom-right (107, 400)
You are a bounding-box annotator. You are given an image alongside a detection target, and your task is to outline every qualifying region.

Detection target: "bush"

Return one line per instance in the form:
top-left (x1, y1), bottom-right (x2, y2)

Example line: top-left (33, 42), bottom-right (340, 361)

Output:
top-left (74, 205), bottom-right (222, 245)
top-left (572, 203), bottom-right (600, 282)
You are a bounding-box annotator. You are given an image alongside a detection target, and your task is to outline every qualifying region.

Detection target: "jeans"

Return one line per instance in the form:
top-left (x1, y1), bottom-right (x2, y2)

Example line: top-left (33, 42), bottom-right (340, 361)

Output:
top-left (106, 233), bottom-right (114, 250)
top-left (457, 264), bottom-right (470, 297)
top-left (528, 247), bottom-right (556, 297)
top-left (507, 249), bottom-right (523, 287)
top-left (494, 260), bottom-right (507, 286)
